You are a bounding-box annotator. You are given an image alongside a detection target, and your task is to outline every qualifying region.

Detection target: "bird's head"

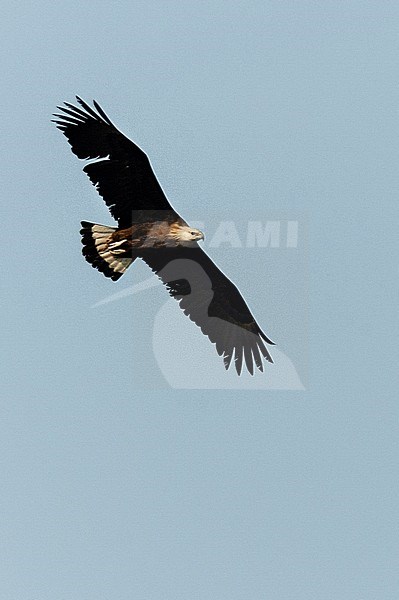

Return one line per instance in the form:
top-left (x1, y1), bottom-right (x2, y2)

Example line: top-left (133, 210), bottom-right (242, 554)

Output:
top-left (169, 224), bottom-right (205, 245)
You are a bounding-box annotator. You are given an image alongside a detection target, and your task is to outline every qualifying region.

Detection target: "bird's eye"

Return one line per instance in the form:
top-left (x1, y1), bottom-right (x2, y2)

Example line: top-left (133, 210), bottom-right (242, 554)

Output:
top-left (191, 232), bottom-right (195, 235)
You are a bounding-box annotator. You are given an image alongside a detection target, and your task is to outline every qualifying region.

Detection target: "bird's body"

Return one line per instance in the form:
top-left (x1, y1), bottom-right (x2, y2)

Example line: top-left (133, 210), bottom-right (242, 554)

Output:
top-left (54, 97), bottom-right (275, 374)
top-left (114, 219), bottom-right (204, 250)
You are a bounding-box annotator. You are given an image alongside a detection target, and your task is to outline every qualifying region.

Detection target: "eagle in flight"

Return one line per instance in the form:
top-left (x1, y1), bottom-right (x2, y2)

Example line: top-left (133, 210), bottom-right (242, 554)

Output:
top-left (53, 97), bottom-right (275, 375)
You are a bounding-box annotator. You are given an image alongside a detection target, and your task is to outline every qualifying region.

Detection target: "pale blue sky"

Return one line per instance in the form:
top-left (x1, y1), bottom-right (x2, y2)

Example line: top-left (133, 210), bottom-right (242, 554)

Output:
top-left (1, 1), bottom-right (398, 598)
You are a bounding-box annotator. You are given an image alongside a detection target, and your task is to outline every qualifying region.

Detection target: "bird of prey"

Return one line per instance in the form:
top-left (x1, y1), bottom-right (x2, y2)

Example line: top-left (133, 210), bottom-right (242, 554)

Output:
top-left (53, 97), bottom-right (275, 374)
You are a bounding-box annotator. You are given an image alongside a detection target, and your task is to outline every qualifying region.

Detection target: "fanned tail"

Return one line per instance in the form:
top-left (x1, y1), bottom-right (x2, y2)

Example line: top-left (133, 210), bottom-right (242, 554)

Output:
top-left (80, 221), bottom-right (135, 281)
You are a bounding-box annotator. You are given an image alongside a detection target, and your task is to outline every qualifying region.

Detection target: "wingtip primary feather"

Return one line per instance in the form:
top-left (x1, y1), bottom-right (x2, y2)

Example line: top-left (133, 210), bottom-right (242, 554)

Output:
top-left (252, 343), bottom-right (264, 373)
top-left (259, 329), bottom-right (276, 345)
top-left (93, 99), bottom-right (114, 125)
top-left (244, 345), bottom-right (254, 376)
top-left (234, 346), bottom-right (244, 376)
top-left (75, 96), bottom-right (101, 121)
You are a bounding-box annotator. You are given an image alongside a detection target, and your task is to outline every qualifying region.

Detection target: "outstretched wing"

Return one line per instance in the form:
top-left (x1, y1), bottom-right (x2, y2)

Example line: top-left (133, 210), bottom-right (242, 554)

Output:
top-left (140, 246), bottom-right (275, 375)
top-left (53, 97), bottom-right (173, 227)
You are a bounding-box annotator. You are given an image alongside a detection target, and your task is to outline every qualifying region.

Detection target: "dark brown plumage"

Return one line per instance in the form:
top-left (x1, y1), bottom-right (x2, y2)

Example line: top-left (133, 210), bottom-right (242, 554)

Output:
top-left (53, 97), bottom-right (275, 374)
